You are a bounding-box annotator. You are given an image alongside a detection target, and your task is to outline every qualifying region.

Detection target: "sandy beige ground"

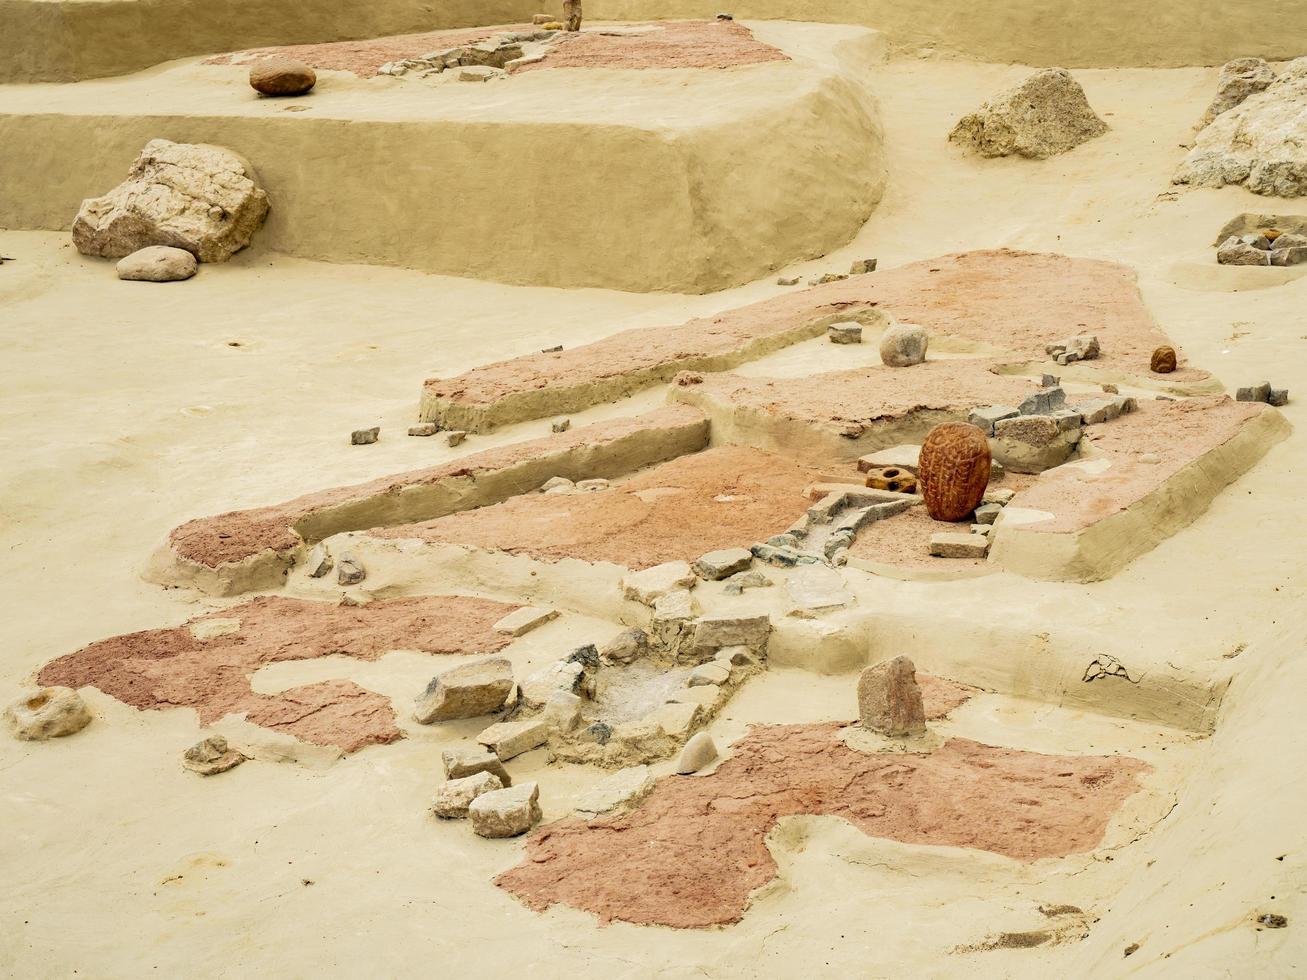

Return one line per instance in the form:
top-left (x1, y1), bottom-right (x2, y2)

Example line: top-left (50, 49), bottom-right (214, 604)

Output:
top-left (2, 53), bottom-right (1306, 978)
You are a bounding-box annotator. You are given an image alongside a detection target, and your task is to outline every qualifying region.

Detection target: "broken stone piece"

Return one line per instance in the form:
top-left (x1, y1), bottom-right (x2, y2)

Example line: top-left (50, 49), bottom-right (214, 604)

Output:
top-left (879, 323), bottom-right (929, 367)
top-left (983, 486), bottom-right (1016, 505)
top-left (336, 554), bottom-right (365, 585)
top-left (949, 68), bottom-right (1107, 159)
top-left (808, 273), bottom-right (847, 285)
top-left (72, 139), bottom-right (269, 263)
top-left (531, 13), bottom-right (553, 23)
top-left (688, 662), bottom-right (730, 687)
top-left (116, 245), bottom-right (198, 282)
top-left (575, 478), bottom-right (609, 492)
top-left (1151, 346), bottom-right (1178, 373)
top-left (1045, 335), bottom-right (1100, 365)
top-left (551, 419), bottom-right (571, 433)
top-left (469, 781), bottom-right (542, 837)
top-left (477, 718), bottom-right (551, 761)
top-left (992, 414), bottom-right (1080, 473)
top-left (973, 502), bottom-right (1004, 525)
top-left (542, 691), bottom-right (583, 732)
top-left (414, 656), bottom-right (513, 723)
top-left (493, 606), bottom-right (558, 636)
top-left (1237, 382), bottom-right (1272, 403)
top-left (676, 731), bottom-right (718, 774)
top-left (857, 656), bottom-right (927, 736)
top-left (350, 427), bottom-right (379, 445)
top-left (408, 422), bottom-right (438, 437)
top-left (600, 627), bottom-right (648, 665)
top-left (785, 565), bottom-right (854, 618)
top-left (692, 547), bottom-right (754, 581)
top-left (520, 660), bottom-right (584, 708)
top-left (4, 687), bottom-right (92, 740)
top-left (828, 322), bottom-right (863, 345)
top-left (442, 744), bottom-right (511, 785)
top-left (776, 276), bottom-right (800, 286)
top-left (574, 765), bottom-right (655, 815)
top-left (968, 405), bottom-right (1020, 436)
top-left (182, 734), bottom-right (246, 775)
top-left (1269, 388), bottom-right (1290, 406)
top-left (928, 532), bottom-right (992, 558)
top-left (653, 589), bottom-right (699, 649)
top-left (687, 614), bottom-right (770, 658)
top-left (850, 258), bottom-right (877, 274)
top-left (621, 561), bottom-right (696, 605)
top-left (1217, 236), bottom-right (1271, 266)
top-left (459, 66), bottom-right (501, 82)
top-left (445, 430), bottom-right (467, 447)
top-left (1199, 57), bottom-right (1275, 128)
top-left (1018, 385), bottom-right (1067, 416)
top-left (542, 476), bottom-right (575, 494)
top-left (305, 542), bottom-right (333, 578)
top-left (651, 701), bottom-right (701, 738)
top-left (433, 770), bottom-right (503, 819)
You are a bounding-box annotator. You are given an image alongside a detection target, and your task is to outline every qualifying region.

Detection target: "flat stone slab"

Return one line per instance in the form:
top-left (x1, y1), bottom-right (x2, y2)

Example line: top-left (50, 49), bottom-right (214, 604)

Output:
top-left (493, 606), bottom-right (559, 636)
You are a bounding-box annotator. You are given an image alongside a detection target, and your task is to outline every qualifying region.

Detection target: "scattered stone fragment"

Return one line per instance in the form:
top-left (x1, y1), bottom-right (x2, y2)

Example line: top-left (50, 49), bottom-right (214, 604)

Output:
top-left (541, 345), bottom-right (563, 353)
top-left (336, 554), bottom-right (365, 585)
top-left (1045, 335), bottom-right (1100, 366)
top-left (993, 414), bottom-right (1081, 473)
top-left (477, 718), bottom-right (551, 761)
top-left (531, 12), bottom-right (553, 23)
top-left (4, 687), bottom-right (92, 740)
top-left (600, 627), bottom-right (648, 665)
top-left (1019, 385), bottom-right (1067, 416)
top-left (722, 570), bottom-right (772, 596)
top-left (408, 422), bottom-right (438, 437)
top-left (249, 56), bottom-right (317, 96)
top-left (785, 565), bottom-right (854, 618)
top-left (351, 427), bottom-right (379, 445)
top-left (968, 405), bottom-right (1020, 436)
top-left (929, 532), bottom-right (992, 558)
top-left (879, 323), bottom-right (929, 367)
top-left (443, 744), bottom-right (511, 785)
top-left (983, 486), bottom-right (1016, 506)
top-left (72, 139), bottom-right (269, 262)
top-left (520, 660), bottom-right (584, 707)
top-left (575, 765), bottom-right (655, 815)
top-left (750, 542), bottom-right (803, 567)
top-left (1237, 382), bottom-right (1272, 403)
top-left (808, 273), bottom-right (848, 285)
top-left (652, 701), bottom-right (701, 738)
top-left (542, 691), bottom-right (583, 732)
top-left (1102, 383), bottom-right (1120, 394)
top-left (715, 11), bottom-right (733, 20)
top-left (414, 656), bottom-right (513, 723)
top-left (1257, 913), bottom-right (1289, 929)
top-left (949, 68), bottom-right (1107, 159)
top-left (433, 770), bottom-right (503, 819)
top-left (541, 476), bottom-right (574, 494)
top-left (583, 721), bottom-right (612, 744)
top-left (1269, 388), bottom-right (1291, 406)
top-left (181, 734), bottom-right (246, 775)
top-left (653, 589), bottom-right (699, 649)
top-left (576, 479), bottom-right (609, 492)
top-left (493, 606), bottom-right (558, 637)
top-left (551, 419), bottom-right (571, 433)
top-left (445, 430), bottom-right (467, 447)
top-left (716, 645), bottom-right (758, 668)
top-left (469, 781), bottom-right (542, 838)
top-left (459, 66), bottom-right (502, 82)
top-left (1041, 373), bottom-right (1060, 388)
top-left (1217, 236), bottom-right (1271, 266)
top-left (304, 542), bottom-right (333, 578)
top-left (621, 561), bottom-right (696, 605)
top-left (971, 523), bottom-right (994, 537)
top-left (858, 444), bottom-right (922, 475)
top-left (776, 276), bottom-right (800, 286)
top-left (918, 422), bottom-right (992, 522)
top-left (1200, 58), bottom-right (1276, 128)
top-left (973, 502), bottom-right (1004, 525)
top-left (693, 547), bottom-right (754, 581)
top-left (115, 245), bottom-right (197, 282)
top-left (849, 258), bottom-right (877, 274)
top-left (857, 656), bottom-right (927, 736)
top-left (676, 731), bottom-right (718, 774)
top-left (828, 322), bottom-right (863, 344)
top-left (687, 614), bottom-right (771, 657)
top-left (1138, 452), bottom-right (1161, 464)
top-left (688, 662), bottom-right (731, 687)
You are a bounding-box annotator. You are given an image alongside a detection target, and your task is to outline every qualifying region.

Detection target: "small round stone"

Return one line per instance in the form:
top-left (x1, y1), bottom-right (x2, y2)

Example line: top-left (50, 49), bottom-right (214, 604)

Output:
top-left (879, 323), bottom-right (929, 367)
top-left (1150, 345), bottom-right (1177, 373)
top-left (249, 57), bottom-right (317, 97)
top-left (116, 245), bottom-right (197, 282)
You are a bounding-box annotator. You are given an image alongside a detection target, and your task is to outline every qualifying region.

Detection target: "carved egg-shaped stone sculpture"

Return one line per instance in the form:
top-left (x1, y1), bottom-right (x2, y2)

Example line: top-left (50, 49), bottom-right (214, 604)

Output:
top-left (1151, 345), bottom-right (1177, 373)
top-left (918, 422), bottom-right (992, 522)
top-left (864, 466), bottom-right (917, 494)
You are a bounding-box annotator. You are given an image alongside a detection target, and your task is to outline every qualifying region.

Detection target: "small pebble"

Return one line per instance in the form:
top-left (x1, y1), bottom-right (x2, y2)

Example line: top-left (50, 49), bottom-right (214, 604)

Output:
top-left (350, 427), bottom-right (379, 445)
top-left (552, 419), bottom-right (571, 433)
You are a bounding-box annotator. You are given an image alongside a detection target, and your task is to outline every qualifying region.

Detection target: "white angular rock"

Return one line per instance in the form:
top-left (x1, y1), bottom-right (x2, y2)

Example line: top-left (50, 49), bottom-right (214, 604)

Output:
top-left (692, 547), bottom-right (753, 581)
top-left (688, 662), bottom-right (730, 687)
top-left (305, 542), bottom-right (333, 578)
top-left (878, 323), bottom-right (929, 367)
top-left (651, 701), bottom-right (700, 738)
top-left (115, 245), bottom-right (198, 282)
top-left (574, 765), bottom-right (655, 815)
top-left (676, 731), bottom-right (718, 774)
top-left (1200, 58), bottom-right (1276, 128)
top-left (4, 687), bottom-right (92, 740)
top-left (542, 690), bottom-right (583, 732)
top-left (599, 627), bottom-right (648, 665)
top-left (519, 659), bottom-right (584, 708)
top-left (73, 140), bottom-right (270, 262)
top-left (432, 770), bottom-right (503, 819)
top-left (493, 606), bottom-right (558, 636)
top-left (469, 781), bottom-right (542, 837)
top-left (442, 744), bottom-right (511, 785)
top-left (949, 68), bottom-right (1107, 159)
top-left (414, 656), bottom-right (513, 723)
top-left (621, 561), bottom-right (696, 605)
top-left (477, 717), bottom-right (551, 760)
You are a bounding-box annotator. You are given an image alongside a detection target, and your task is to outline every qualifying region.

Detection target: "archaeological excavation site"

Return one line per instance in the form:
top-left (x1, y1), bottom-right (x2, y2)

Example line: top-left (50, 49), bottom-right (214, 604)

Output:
top-left (4, 0), bottom-right (1307, 976)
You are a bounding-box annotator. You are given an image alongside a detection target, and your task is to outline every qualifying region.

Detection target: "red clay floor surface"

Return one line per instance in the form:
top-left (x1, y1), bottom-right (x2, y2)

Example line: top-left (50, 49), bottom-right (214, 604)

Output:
top-left (498, 722), bottom-right (1147, 928)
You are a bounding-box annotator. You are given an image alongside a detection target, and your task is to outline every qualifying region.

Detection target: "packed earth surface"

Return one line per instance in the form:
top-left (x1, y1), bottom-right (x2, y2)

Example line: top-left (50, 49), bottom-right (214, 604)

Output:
top-left (2, 4), bottom-right (1306, 979)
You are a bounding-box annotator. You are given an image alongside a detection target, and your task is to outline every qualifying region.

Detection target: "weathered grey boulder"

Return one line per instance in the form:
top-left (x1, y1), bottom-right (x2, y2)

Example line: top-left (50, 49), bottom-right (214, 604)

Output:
top-left (692, 548), bottom-right (753, 581)
top-left (414, 656), bottom-right (513, 723)
top-left (857, 656), bottom-right (926, 736)
top-left (992, 414), bottom-right (1081, 473)
top-left (949, 68), bottom-right (1107, 159)
top-left (469, 781), bottom-right (542, 837)
top-left (676, 731), bottom-right (718, 774)
top-left (432, 770), bottom-right (503, 818)
top-left (1199, 58), bottom-right (1276, 129)
top-left (73, 139), bottom-right (270, 262)
top-left (442, 744), bottom-right (511, 785)
top-left (115, 245), bottom-right (197, 282)
top-left (1177, 59), bottom-right (1307, 197)
top-left (182, 735), bottom-right (246, 775)
top-left (878, 323), bottom-right (929, 367)
top-left (4, 687), bottom-right (92, 740)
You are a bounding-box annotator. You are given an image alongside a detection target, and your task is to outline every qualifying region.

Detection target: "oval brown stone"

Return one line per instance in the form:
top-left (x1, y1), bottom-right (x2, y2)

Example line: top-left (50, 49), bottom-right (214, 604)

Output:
top-left (1151, 345), bottom-right (1177, 373)
top-left (249, 57), bottom-right (317, 97)
top-left (918, 422), bottom-right (991, 522)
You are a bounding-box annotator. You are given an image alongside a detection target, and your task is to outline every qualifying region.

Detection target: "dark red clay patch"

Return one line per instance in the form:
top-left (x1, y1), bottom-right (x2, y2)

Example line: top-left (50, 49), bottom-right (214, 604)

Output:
top-left (38, 595), bottom-right (518, 752)
top-left (498, 723), bottom-right (1147, 928)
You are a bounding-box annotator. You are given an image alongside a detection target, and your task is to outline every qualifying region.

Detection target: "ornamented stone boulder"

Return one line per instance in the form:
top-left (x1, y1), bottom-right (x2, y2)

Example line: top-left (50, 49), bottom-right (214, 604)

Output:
top-left (72, 139), bottom-right (270, 263)
top-left (879, 323), bottom-right (929, 367)
top-left (1151, 345), bottom-right (1178, 373)
top-left (4, 687), bottom-right (92, 740)
top-left (917, 422), bottom-right (991, 522)
top-left (857, 656), bottom-right (926, 737)
top-left (949, 68), bottom-right (1108, 160)
top-left (249, 56), bottom-right (317, 96)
